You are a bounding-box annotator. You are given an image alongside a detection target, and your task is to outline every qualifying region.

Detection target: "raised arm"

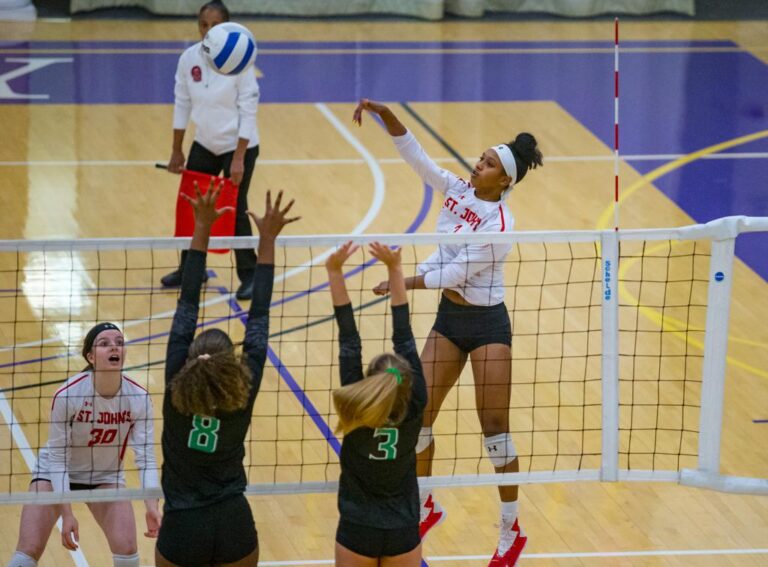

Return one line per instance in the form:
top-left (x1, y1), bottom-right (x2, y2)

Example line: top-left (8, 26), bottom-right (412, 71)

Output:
top-left (326, 242), bottom-right (364, 386)
top-left (368, 243), bottom-right (427, 408)
top-left (165, 180), bottom-right (235, 385)
top-left (243, 190), bottom-right (300, 392)
top-left (353, 98), bottom-right (455, 195)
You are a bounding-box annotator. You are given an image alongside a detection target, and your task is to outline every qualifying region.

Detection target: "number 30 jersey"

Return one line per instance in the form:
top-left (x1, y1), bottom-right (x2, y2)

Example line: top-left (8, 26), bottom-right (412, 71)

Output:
top-left (34, 371), bottom-right (159, 492)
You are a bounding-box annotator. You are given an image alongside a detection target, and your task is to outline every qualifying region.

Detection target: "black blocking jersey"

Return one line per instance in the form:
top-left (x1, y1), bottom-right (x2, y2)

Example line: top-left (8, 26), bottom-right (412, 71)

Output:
top-left (161, 250), bottom-right (273, 511)
top-left (335, 303), bottom-right (428, 529)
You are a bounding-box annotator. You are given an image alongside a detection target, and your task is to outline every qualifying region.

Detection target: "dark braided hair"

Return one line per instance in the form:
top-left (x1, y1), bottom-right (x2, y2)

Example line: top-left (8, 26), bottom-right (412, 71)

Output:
top-left (505, 133), bottom-right (543, 183)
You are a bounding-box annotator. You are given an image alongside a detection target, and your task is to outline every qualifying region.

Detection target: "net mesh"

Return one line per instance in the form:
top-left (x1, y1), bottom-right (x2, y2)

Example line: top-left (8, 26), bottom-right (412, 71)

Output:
top-left (0, 229), bottom-right (730, 501)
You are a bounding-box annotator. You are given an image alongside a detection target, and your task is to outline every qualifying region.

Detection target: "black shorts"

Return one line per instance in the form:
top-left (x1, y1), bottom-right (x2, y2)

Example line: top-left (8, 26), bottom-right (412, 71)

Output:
top-left (30, 479), bottom-right (100, 491)
top-left (432, 294), bottom-right (512, 353)
top-left (157, 494), bottom-right (257, 566)
top-left (336, 519), bottom-right (420, 558)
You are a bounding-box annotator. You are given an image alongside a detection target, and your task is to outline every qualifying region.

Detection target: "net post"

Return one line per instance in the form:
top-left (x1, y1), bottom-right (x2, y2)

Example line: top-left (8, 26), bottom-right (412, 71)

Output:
top-left (697, 236), bottom-right (736, 477)
top-left (600, 230), bottom-right (620, 481)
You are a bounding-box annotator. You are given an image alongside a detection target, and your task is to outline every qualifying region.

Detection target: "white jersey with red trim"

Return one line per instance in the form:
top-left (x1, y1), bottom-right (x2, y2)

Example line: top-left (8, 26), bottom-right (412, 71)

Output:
top-left (33, 371), bottom-right (159, 492)
top-left (392, 130), bottom-right (514, 306)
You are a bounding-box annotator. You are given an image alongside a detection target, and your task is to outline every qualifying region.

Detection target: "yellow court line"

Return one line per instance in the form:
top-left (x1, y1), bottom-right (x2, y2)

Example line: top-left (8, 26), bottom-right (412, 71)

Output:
top-left (596, 129), bottom-right (768, 379)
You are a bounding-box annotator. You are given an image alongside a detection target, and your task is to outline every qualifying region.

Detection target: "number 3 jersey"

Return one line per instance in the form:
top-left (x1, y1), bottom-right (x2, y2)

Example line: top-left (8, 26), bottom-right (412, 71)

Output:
top-left (33, 371), bottom-right (159, 492)
top-left (335, 302), bottom-right (428, 529)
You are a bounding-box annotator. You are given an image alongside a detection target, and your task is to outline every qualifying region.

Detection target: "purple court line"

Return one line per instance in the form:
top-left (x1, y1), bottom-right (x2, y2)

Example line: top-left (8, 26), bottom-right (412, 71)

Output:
top-left (754, 419), bottom-right (768, 423)
top-left (211, 283), bottom-right (342, 454)
top-left (266, 347), bottom-right (342, 455)
top-left (0, 39), bottom-right (737, 50)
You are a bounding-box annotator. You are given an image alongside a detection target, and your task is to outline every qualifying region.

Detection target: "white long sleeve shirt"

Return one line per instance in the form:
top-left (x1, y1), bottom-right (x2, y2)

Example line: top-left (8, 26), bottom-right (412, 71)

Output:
top-left (33, 372), bottom-right (159, 492)
top-left (172, 42), bottom-right (260, 155)
top-left (393, 130), bottom-right (514, 306)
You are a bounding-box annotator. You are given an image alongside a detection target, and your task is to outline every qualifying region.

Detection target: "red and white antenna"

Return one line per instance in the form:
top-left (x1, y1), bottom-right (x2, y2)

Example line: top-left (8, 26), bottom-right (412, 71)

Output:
top-left (613, 17), bottom-right (620, 231)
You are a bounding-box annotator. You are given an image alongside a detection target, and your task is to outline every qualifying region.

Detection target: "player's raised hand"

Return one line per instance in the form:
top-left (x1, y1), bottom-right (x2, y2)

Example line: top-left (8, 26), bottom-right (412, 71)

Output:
top-left (353, 98), bottom-right (390, 126)
top-left (183, 178), bottom-right (234, 227)
top-left (326, 241), bottom-right (359, 274)
top-left (247, 190), bottom-right (300, 241)
top-left (368, 242), bottom-right (401, 269)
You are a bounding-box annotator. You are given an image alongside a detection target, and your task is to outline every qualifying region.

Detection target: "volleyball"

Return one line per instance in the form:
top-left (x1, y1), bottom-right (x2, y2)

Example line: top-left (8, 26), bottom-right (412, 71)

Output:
top-left (202, 22), bottom-right (257, 76)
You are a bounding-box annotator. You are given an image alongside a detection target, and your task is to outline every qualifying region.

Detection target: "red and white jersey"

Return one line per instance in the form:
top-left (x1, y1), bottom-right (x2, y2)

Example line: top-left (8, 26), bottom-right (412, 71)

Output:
top-left (393, 130), bottom-right (514, 306)
top-left (33, 371), bottom-right (159, 492)
top-left (172, 42), bottom-right (260, 155)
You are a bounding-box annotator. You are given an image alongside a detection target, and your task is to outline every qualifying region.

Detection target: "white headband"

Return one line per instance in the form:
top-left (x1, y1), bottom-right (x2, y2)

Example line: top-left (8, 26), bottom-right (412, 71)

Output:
top-left (492, 144), bottom-right (518, 187)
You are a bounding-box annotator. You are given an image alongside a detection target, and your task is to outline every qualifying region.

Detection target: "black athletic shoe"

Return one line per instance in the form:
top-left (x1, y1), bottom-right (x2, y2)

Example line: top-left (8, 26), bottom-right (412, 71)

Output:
top-left (160, 270), bottom-right (208, 287)
top-left (235, 278), bottom-right (253, 301)
top-left (160, 270), bottom-right (182, 287)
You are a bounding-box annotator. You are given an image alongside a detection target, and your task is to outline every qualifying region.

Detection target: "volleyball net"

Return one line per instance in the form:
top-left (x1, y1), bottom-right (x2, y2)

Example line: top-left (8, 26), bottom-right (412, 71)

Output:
top-left (1, 215), bottom-right (767, 505)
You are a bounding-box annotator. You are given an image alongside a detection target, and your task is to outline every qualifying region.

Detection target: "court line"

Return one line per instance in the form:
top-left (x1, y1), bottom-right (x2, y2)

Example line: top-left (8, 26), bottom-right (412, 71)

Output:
top-left (224, 547), bottom-right (768, 565)
top-left (595, 129), bottom-right (768, 380)
top-left (1, 152), bottom-right (765, 168)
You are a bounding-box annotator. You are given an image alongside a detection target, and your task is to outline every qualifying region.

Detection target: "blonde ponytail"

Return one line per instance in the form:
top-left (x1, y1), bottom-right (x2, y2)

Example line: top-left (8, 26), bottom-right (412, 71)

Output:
top-left (333, 352), bottom-right (413, 435)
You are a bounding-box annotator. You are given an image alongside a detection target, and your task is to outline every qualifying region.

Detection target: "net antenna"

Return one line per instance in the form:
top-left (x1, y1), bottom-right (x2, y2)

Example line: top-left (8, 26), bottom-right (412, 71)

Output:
top-left (613, 17), bottom-right (620, 232)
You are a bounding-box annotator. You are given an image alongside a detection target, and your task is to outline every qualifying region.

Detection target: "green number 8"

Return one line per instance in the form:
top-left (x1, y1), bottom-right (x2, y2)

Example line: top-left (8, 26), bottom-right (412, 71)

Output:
top-left (370, 427), bottom-right (399, 460)
top-left (188, 415), bottom-right (220, 453)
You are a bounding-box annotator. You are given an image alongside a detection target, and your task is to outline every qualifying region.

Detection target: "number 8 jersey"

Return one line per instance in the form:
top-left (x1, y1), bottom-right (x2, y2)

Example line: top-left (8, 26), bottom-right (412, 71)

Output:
top-left (34, 371), bottom-right (159, 492)
top-left (161, 250), bottom-right (273, 511)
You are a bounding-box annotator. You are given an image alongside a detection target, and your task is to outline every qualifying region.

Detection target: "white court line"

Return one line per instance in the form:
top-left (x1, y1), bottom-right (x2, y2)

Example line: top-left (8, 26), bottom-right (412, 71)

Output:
top-left (0, 104), bottom-right (386, 357)
top-left (237, 547), bottom-right (768, 566)
top-left (0, 392), bottom-right (90, 567)
top-left (1, 152), bottom-right (767, 167)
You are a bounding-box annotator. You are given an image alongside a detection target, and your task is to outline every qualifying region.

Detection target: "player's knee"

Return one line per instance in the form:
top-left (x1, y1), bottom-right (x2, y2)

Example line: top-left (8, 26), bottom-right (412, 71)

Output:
top-left (484, 433), bottom-right (517, 467)
top-left (108, 534), bottom-right (137, 557)
top-left (415, 427), bottom-right (434, 454)
top-left (112, 552), bottom-right (140, 567)
top-left (480, 414), bottom-right (508, 436)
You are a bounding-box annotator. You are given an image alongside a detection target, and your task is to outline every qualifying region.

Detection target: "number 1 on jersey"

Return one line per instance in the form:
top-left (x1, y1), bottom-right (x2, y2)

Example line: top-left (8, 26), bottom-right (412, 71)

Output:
top-left (370, 427), bottom-right (399, 460)
top-left (188, 415), bottom-right (220, 453)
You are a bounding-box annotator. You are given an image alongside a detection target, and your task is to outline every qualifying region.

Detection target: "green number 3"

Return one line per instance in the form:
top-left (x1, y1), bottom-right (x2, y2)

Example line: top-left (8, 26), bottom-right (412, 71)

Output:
top-left (187, 415), bottom-right (220, 453)
top-left (370, 427), bottom-right (399, 460)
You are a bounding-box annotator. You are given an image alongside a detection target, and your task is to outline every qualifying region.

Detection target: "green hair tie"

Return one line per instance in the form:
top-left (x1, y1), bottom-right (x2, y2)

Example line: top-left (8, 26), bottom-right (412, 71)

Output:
top-left (385, 367), bottom-right (402, 385)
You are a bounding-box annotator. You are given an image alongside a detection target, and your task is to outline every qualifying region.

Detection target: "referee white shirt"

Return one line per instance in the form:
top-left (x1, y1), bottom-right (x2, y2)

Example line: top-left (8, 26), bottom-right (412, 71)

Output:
top-left (172, 42), bottom-right (260, 155)
top-left (393, 130), bottom-right (514, 307)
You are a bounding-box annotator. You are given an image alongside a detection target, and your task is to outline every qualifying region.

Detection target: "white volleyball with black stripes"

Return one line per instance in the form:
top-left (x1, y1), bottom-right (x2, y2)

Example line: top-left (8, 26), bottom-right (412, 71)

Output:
top-left (201, 22), bottom-right (257, 76)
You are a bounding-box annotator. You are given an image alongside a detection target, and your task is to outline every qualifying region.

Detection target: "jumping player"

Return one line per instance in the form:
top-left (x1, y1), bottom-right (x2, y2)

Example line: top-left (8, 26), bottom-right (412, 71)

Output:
top-left (354, 99), bottom-right (543, 566)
